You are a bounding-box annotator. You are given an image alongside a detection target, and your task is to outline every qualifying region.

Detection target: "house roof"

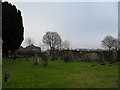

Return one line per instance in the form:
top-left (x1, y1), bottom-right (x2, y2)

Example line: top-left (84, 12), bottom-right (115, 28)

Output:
top-left (17, 44), bottom-right (41, 53)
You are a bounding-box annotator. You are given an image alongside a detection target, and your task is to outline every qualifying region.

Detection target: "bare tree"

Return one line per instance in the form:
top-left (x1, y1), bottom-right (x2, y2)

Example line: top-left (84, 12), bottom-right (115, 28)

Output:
top-left (102, 35), bottom-right (119, 62)
top-left (102, 35), bottom-right (119, 50)
top-left (42, 31), bottom-right (62, 50)
top-left (102, 35), bottom-right (115, 51)
top-left (112, 38), bottom-right (120, 51)
top-left (62, 40), bottom-right (70, 50)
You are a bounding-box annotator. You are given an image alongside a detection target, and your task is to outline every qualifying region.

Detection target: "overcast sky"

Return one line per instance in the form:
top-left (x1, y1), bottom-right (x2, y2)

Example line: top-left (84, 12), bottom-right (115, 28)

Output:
top-left (6, 1), bottom-right (118, 49)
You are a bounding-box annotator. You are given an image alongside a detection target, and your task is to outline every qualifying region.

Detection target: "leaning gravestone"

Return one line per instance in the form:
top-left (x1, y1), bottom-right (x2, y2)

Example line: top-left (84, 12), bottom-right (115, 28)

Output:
top-left (33, 54), bottom-right (39, 65)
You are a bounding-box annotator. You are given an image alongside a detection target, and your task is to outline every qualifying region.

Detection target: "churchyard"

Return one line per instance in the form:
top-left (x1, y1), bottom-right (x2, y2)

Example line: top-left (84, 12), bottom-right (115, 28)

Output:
top-left (2, 57), bottom-right (118, 88)
top-left (1, 1), bottom-right (120, 88)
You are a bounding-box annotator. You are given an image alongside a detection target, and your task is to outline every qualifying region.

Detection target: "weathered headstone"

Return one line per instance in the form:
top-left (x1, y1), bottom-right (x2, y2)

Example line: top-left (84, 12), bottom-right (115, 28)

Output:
top-left (42, 52), bottom-right (48, 67)
top-left (26, 55), bottom-right (29, 61)
top-left (64, 51), bottom-right (71, 63)
top-left (51, 51), bottom-right (56, 60)
top-left (33, 54), bottom-right (39, 65)
top-left (4, 71), bottom-right (9, 84)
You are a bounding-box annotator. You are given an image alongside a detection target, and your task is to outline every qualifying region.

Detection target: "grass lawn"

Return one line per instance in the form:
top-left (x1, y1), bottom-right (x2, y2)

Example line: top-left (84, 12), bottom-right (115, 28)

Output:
top-left (0, 64), bottom-right (2, 89)
top-left (2, 58), bottom-right (119, 88)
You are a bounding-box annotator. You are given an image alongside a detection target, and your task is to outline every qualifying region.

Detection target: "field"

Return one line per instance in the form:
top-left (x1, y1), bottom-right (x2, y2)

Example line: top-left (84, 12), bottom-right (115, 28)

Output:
top-left (2, 58), bottom-right (119, 88)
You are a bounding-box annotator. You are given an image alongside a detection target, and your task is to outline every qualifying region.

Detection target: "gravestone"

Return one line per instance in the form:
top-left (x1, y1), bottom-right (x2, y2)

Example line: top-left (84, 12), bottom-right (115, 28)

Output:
top-left (33, 54), bottom-right (39, 65)
top-left (64, 51), bottom-right (71, 63)
top-left (42, 53), bottom-right (48, 67)
top-left (4, 71), bottom-right (9, 84)
top-left (51, 51), bottom-right (56, 60)
top-left (26, 55), bottom-right (29, 61)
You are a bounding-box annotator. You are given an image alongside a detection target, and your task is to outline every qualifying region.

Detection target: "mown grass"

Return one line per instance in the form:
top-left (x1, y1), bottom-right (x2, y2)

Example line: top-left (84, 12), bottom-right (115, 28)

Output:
top-left (0, 64), bottom-right (2, 89)
top-left (2, 58), bottom-right (119, 88)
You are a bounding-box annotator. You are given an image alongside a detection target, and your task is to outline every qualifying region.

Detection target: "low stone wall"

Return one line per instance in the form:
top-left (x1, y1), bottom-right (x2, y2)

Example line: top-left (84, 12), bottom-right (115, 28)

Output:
top-left (57, 50), bottom-right (119, 62)
top-left (16, 49), bottom-right (119, 62)
top-left (72, 52), bottom-right (98, 62)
